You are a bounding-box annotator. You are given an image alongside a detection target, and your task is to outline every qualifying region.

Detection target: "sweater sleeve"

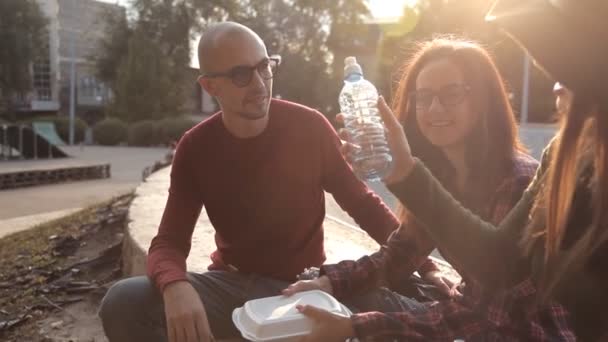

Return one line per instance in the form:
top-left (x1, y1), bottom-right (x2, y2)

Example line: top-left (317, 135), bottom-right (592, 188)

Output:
top-left (417, 258), bottom-right (439, 275)
top-left (386, 144), bottom-right (553, 288)
top-left (321, 223), bottom-right (431, 299)
top-left (146, 132), bottom-right (204, 293)
top-left (316, 112), bottom-right (399, 244)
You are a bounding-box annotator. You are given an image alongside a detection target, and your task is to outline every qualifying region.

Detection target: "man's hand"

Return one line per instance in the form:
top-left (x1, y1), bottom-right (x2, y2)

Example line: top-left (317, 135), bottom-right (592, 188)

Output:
top-left (163, 280), bottom-right (215, 342)
top-left (423, 271), bottom-right (462, 299)
top-left (296, 305), bottom-right (355, 342)
top-left (282, 275), bottom-right (333, 296)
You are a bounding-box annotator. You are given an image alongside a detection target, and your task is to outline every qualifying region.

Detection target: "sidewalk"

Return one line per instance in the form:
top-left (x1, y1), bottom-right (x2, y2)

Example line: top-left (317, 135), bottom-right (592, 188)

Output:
top-left (0, 145), bottom-right (170, 238)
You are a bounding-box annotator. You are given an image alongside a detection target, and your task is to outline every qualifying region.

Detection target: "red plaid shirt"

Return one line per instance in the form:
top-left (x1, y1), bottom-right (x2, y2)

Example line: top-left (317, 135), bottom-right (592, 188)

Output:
top-left (322, 153), bottom-right (576, 341)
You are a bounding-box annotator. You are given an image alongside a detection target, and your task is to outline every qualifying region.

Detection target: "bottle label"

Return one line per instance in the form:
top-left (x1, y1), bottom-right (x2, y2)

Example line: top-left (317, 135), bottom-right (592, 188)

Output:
top-left (344, 73), bottom-right (363, 82)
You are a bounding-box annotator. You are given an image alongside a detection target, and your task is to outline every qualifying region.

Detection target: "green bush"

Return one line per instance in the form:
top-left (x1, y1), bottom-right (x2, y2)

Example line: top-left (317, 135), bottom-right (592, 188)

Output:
top-left (128, 120), bottom-right (161, 146)
top-left (20, 115), bottom-right (87, 144)
top-left (93, 118), bottom-right (128, 146)
top-left (159, 117), bottom-right (196, 144)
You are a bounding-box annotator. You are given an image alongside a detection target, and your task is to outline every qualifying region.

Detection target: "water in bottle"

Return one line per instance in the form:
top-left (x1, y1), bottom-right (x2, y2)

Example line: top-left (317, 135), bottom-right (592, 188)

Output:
top-left (338, 56), bottom-right (392, 181)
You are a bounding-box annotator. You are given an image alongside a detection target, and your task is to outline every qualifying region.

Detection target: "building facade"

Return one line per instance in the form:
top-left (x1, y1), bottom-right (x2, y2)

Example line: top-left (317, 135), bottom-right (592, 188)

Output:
top-left (16, 0), bottom-right (123, 123)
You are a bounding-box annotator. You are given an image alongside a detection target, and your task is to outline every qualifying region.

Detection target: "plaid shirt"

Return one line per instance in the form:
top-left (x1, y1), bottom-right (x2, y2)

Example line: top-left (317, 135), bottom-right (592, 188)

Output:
top-left (322, 153), bottom-right (576, 341)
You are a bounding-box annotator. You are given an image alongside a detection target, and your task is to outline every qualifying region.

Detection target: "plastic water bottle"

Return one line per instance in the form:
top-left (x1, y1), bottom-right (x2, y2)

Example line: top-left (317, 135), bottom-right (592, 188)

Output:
top-left (338, 56), bottom-right (392, 181)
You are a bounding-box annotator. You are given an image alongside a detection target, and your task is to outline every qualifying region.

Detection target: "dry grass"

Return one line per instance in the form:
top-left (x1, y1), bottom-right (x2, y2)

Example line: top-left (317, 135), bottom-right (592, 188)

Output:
top-left (0, 193), bottom-right (133, 341)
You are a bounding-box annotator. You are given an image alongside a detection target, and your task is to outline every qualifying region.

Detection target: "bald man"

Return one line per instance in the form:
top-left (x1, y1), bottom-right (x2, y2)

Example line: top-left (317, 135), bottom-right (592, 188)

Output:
top-left (98, 22), bottom-right (398, 342)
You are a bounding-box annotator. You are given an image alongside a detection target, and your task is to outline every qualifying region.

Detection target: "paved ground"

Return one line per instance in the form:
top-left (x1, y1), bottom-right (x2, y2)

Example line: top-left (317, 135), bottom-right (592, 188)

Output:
top-left (519, 123), bottom-right (558, 159)
top-left (0, 145), bottom-right (170, 237)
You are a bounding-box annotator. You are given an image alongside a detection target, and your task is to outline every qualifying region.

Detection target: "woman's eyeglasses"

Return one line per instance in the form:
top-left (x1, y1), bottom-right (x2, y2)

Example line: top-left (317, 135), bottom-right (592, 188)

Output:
top-left (202, 55), bottom-right (281, 88)
top-left (410, 84), bottom-right (471, 110)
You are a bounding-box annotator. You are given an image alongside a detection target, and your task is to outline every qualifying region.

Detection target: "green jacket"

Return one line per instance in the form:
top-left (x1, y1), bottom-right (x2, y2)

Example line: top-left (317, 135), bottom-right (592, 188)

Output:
top-left (387, 142), bottom-right (608, 340)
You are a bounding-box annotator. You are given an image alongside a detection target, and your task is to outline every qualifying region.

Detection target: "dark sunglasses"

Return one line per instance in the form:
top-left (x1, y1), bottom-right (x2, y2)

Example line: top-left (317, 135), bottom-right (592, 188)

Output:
top-left (202, 55), bottom-right (281, 88)
top-left (410, 83), bottom-right (471, 110)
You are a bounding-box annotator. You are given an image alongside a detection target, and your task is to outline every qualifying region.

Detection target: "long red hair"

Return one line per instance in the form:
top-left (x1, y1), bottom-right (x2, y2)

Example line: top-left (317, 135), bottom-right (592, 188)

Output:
top-left (525, 93), bottom-right (608, 296)
top-left (392, 37), bottom-right (524, 220)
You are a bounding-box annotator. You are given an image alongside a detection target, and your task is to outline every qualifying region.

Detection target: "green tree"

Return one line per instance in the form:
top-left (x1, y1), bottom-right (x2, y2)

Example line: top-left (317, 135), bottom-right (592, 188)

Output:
top-left (96, 0), bottom-right (245, 88)
top-left (96, 0), bottom-right (243, 121)
top-left (376, 0), bottom-right (555, 123)
top-left (97, 1), bottom-right (192, 121)
top-left (0, 0), bottom-right (47, 117)
top-left (225, 0), bottom-right (370, 114)
top-left (108, 31), bottom-right (176, 122)
top-left (97, 0), bottom-right (371, 119)
top-left (95, 8), bottom-right (131, 88)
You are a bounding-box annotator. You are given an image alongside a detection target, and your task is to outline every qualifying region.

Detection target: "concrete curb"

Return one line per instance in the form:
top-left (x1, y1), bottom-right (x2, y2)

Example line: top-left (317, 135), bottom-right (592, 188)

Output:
top-left (123, 166), bottom-right (381, 277)
top-left (0, 208), bottom-right (82, 239)
top-left (123, 166), bottom-right (459, 282)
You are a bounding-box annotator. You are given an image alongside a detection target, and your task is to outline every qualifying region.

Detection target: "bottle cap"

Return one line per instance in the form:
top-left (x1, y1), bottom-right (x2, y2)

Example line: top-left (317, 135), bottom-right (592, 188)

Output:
top-left (345, 56), bottom-right (357, 66)
top-left (344, 56), bottom-right (363, 77)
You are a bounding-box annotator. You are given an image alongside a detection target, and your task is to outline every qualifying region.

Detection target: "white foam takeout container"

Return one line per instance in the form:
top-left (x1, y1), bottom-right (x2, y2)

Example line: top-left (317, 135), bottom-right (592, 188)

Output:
top-left (232, 290), bottom-right (352, 341)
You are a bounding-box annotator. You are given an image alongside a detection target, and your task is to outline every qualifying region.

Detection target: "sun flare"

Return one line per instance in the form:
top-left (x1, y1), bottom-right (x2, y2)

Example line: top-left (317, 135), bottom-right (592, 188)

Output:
top-left (368, 0), bottom-right (419, 20)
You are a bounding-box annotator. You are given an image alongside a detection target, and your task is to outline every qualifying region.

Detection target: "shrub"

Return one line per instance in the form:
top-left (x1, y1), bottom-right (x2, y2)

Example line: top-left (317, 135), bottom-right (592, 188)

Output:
top-left (127, 120), bottom-right (161, 146)
top-left (159, 117), bottom-right (196, 144)
top-left (93, 118), bottom-right (128, 146)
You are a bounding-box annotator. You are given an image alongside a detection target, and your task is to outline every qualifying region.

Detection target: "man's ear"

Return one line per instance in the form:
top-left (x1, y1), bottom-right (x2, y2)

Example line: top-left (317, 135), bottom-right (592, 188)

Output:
top-left (198, 75), bottom-right (220, 97)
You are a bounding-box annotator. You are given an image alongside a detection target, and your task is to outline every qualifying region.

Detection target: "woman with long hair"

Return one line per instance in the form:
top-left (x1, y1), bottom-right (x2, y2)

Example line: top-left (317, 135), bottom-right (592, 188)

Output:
top-left (388, 37), bottom-right (539, 300)
top-left (344, 37), bottom-right (538, 301)
top-left (284, 37), bottom-right (542, 340)
top-left (288, 0), bottom-right (607, 340)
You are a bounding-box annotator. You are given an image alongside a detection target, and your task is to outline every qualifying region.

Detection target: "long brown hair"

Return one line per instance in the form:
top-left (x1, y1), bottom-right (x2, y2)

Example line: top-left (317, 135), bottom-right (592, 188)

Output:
top-left (392, 37), bottom-right (525, 221)
top-left (525, 91), bottom-right (608, 295)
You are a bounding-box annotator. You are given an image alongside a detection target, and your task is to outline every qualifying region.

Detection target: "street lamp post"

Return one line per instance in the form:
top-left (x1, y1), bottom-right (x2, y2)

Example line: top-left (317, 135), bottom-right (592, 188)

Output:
top-left (520, 52), bottom-right (531, 125)
top-left (68, 34), bottom-right (76, 145)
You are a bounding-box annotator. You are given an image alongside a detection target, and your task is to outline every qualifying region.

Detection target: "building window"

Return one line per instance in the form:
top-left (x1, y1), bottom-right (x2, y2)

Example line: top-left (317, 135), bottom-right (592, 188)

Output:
top-left (33, 31), bottom-right (52, 101)
top-left (78, 75), bottom-right (109, 105)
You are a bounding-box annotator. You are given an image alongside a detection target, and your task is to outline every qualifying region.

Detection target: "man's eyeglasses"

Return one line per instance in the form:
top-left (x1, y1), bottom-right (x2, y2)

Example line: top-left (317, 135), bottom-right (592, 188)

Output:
top-left (410, 84), bottom-right (471, 111)
top-left (202, 55), bottom-right (281, 88)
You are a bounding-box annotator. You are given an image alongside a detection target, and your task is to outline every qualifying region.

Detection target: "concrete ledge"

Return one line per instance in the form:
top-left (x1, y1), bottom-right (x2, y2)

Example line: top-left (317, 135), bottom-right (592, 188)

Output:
top-left (124, 166), bottom-right (383, 277)
top-left (0, 161), bottom-right (110, 190)
top-left (0, 208), bottom-right (81, 239)
top-left (124, 166), bottom-right (458, 282)
top-left (0, 160), bottom-right (110, 190)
